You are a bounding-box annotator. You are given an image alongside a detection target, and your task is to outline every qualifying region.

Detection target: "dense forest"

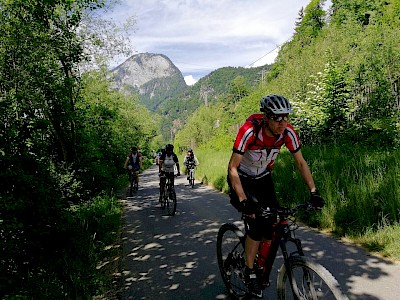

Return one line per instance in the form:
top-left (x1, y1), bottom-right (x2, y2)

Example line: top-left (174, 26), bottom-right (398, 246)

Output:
top-left (1, 0), bottom-right (400, 299)
top-left (0, 0), bottom-right (158, 298)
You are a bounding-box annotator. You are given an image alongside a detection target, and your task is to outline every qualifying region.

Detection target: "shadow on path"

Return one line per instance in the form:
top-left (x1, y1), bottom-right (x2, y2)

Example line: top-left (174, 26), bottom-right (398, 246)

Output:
top-left (117, 165), bottom-right (400, 300)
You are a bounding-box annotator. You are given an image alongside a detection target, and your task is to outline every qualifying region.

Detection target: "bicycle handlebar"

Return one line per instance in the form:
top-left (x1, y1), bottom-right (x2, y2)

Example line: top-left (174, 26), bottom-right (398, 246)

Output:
top-left (258, 202), bottom-right (314, 218)
top-left (159, 173), bottom-right (180, 178)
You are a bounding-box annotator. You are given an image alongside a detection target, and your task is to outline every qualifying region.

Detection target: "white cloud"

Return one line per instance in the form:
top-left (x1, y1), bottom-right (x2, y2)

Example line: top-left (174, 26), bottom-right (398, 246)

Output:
top-left (184, 75), bottom-right (197, 86)
top-left (107, 0), bottom-right (317, 80)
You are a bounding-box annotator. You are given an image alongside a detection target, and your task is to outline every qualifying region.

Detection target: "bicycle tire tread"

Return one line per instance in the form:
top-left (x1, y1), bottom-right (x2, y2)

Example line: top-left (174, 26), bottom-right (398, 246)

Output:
top-left (216, 223), bottom-right (248, 300)
top-left (277, 256), bottom-right (348, 300)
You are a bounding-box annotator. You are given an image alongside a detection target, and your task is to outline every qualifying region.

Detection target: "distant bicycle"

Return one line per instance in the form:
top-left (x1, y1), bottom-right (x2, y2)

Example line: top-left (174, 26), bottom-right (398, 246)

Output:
top-left (127, 168), bottom-right (138, 197)
top-left (187, 161), bottom-right (196, 188)
top-left (160, 173), bottom-right (177, 216)
top-left (216, 203), bottom-right (349, 300)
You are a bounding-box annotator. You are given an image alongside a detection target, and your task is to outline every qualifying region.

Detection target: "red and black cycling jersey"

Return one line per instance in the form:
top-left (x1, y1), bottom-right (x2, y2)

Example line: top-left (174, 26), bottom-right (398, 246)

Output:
top-left (233, 114), bottom-right (301, 178)
top-left (127, 152), bottom-right (142, 166)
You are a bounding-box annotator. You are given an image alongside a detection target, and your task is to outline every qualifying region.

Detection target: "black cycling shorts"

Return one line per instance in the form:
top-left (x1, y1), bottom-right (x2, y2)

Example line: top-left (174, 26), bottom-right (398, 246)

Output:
top-left (129, 164), bottom-right (140, 172)
top-left (228, 173), bottom-right (279, 241)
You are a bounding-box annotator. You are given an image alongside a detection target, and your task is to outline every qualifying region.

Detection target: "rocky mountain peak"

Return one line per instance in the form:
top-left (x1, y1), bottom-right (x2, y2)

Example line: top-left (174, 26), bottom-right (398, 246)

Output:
top-left (111, 53), bottom-right (182, 88)
top-left (110, 53), bottom-right (188, 110)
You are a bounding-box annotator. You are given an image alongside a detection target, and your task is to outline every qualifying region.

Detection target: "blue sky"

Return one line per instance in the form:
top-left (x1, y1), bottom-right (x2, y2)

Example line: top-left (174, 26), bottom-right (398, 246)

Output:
top-left (106, 0), bottom-right (324, 85)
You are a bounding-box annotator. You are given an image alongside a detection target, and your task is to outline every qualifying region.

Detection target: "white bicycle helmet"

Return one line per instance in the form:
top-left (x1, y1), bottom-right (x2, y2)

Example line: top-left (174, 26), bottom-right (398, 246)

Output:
top-left (260, 94), bottom-right (293, 114)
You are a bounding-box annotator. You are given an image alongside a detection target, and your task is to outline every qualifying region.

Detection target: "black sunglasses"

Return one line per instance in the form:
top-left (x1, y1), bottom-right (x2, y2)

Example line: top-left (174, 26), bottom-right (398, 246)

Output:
top-left (269, 114), bottom-right (289, 122)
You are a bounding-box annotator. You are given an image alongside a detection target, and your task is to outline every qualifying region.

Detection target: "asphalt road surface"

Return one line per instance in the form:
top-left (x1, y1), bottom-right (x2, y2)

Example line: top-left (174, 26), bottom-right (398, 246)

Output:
top-left (118, 165), bottom-right (400, 300)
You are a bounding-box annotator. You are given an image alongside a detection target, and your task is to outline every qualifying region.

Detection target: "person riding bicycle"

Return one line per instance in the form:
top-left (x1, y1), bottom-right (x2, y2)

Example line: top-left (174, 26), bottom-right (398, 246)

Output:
top-left (124, 146), bottom-right (143, 187)
top-left (183, 148), bottom-right (199, 180)
top-left (227, 94), bottom-right (325, 298)
top-left (156, 147), bottom-right (165, 165)
top-left (159, 144), bottom-right (180, 201)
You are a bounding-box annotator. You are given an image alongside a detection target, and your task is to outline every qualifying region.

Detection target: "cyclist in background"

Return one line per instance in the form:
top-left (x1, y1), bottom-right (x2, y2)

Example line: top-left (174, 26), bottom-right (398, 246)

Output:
top-left (156, 147), bottom-right (165, 165)
top-left (227, 94), bottom-right (325, 298)
top-left (183, 148), bottom-right (199, 180)
top-left (124, 146), bottom-right (142, 187)
top-left (159, 144), bottom-right (180, 202)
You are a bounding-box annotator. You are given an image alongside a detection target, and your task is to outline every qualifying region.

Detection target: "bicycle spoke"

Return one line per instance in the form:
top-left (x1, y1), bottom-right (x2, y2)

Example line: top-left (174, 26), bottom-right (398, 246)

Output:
top-left (294, 268), bottom-right (332, 299)
top-left (217, 224), bottom-right (248, 298)
top-left (277, 256), bottom-right (347, 300)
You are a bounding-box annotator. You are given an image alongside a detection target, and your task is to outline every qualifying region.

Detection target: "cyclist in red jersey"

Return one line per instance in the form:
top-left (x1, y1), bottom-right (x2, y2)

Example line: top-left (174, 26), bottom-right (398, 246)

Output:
top-left (227, 94), bottom-right (325, 298)
top-left (124, 146), bottom-right (143, 187)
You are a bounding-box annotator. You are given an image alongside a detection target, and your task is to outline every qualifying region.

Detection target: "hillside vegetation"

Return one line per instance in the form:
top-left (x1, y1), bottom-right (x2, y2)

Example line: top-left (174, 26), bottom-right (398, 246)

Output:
top-left (157, 65), bottom-right (270, 143)
top-left (175, 0), bottom-right (400, 260)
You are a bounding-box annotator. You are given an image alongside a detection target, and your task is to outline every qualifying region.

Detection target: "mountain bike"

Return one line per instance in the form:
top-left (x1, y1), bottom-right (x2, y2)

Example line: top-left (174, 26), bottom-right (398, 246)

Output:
top-left (128, 169), bottom-right (138, 197)
top-left (216, 203), bottom-right (349, 300)
top-left (159, 173), bottom-right (177, 216)
top-left (187, 162), bottom-right (196, 188)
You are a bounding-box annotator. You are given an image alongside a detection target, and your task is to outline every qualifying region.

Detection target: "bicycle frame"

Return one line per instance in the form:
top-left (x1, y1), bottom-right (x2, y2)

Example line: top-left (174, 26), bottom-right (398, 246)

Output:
top-left (159, 173), bottom-right (177, 215)
top-left (130, 170), bottom-right (138, 182)
top-left (164, 176), bottom-right (174, 195)
top-left (128, 169), bottom-right (138, 196)
top-left (189, 167), bottom-right (195, 187)
top-left (255, 209), bottom-right (315, 299)
top-left (249, 218), bottom-right (299, 282)
top-left (217, 204), bottom-right (348, 300)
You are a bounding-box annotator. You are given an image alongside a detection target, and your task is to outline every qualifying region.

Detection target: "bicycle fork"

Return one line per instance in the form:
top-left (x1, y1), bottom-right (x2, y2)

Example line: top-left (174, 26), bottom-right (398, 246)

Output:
top-left (280, 237), bottom-right (305, 300)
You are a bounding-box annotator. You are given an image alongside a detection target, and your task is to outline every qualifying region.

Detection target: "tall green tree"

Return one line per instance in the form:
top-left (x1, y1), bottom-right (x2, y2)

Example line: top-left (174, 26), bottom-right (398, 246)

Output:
top-left (227, 76), bottom-right (250, 107)
top-left (294, 0), bottom-right (326, 45)
top-left (0, 0), bottom-right (143, 297)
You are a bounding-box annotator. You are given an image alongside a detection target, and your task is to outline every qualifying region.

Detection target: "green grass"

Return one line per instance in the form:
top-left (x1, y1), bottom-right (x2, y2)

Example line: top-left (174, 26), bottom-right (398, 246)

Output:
top-left (191, 144), bottom-right (400, 261)
top-left (195, 148), bottom-right (230, 193)
top-left (351, 221), bottom-right (400, 261)
top-left (2, 195), bottom-right (124, 300)
top-left (71, 195), bottom-right (123, 299)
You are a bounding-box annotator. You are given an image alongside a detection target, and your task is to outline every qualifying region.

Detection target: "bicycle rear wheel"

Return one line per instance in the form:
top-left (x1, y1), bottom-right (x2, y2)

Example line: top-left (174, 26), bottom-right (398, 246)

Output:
top-left (216, 223), bottom-right (248, 299)
top-left (166, 188), bottom-right (176, 216)
top-left (277, 256), bottom-right (348, 300)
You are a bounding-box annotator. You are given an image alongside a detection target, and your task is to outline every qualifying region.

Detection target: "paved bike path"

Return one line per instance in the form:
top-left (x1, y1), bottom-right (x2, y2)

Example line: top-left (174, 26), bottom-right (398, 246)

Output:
top-left (118, 164), bottom-right (400, 299)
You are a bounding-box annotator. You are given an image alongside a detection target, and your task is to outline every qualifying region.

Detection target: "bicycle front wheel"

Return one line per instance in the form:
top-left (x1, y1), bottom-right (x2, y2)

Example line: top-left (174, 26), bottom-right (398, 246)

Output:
top-left (160, 188), bottom-right (166, 209)
top-left (190, 170), bottom-right (195, 187)
top-left (166, 188), bottom-right (176, 216)
top-left (277, 256), bottom-right (348, 300)
top-left (216, 223), bottom-right (248, 299)
top-left (129, 174), bottom-right (134, 197)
